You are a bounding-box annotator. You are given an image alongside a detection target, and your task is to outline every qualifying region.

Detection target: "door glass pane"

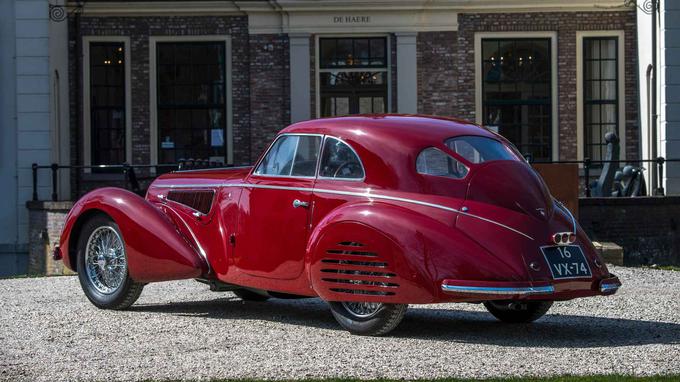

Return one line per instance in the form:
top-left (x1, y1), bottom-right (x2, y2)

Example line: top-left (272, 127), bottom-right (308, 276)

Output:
top-left (291, 136), bottom-right (321, 177)
top-left (157, 41), bottom-right (227, 164)
top-left (256, 135), bottom-right (299, 176)
top-left (319, 37), bottom-right (388, 117)
top-left (89, 42), bottom-right (126, 167)
top-left (583, 37), bottom-right (619, 162)
top-left (481, 38), bottom-right (552, 161)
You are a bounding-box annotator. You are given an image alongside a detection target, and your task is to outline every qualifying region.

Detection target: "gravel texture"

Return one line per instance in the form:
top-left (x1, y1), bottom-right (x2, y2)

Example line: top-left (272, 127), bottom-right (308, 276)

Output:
top-left (1, 266), bottom-right (679, 381)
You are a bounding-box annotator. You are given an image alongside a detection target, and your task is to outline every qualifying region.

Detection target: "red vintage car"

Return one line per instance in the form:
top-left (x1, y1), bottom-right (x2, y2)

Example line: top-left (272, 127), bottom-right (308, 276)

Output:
top-left (55, 115), bottom-right (621, 336)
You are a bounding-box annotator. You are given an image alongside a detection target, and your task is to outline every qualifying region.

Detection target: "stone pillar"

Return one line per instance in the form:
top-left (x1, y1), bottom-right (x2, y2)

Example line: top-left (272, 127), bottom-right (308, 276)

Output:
top-left (396, 32), bottom-right (418, 114)
top-left (26, 201), bottom-right (74, 275)
top-left (289, 33), bottom-right (311, 123)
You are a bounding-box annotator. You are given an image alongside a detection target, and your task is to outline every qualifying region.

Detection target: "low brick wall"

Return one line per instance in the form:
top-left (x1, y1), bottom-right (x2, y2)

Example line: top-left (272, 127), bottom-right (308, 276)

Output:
top-left (26, 201), bottom-right (75, 275)
top-left (579, 197), bottom-right (680, 266)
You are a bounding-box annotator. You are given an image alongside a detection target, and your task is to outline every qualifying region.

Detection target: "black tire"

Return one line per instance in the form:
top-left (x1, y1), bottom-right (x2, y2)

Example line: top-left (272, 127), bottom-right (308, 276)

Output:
top-left (76, 214), bottom-right (144, 310)
top-left (329, 301), bottom-right (407, 336)
top-left (483, 300), bottom-right (553, 323)
top-left (233, 289), bottom-right (270, 301)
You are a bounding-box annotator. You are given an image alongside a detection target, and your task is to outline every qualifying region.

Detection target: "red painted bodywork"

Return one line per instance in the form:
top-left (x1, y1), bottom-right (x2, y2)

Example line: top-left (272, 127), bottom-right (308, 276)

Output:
top-left (58, 115), bottom-right (620, 304)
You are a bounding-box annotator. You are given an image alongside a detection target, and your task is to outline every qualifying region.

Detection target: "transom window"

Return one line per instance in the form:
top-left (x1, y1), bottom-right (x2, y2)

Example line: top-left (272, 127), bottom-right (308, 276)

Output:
top-left (319, 137), bottom-right (364, 179)
top-left (481, 38), bottom-right (552, 161)
top-left (319, 37), bottom-right (388, 117)
top-left (89, 42), bottom-right (126, 166)
top-left (416, 148), bottom-right (469, 179)
top-left (156, 42), bottom-right (227, 164)
top-left (255, 135), bottom-right (321, 177)
top-left (583, 37), bottom-right (619, 162)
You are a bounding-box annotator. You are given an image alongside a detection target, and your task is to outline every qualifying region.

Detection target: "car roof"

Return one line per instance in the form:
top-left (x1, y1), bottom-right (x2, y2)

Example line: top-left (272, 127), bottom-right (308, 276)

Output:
top-left (280, 114), bottom-right (498, 146)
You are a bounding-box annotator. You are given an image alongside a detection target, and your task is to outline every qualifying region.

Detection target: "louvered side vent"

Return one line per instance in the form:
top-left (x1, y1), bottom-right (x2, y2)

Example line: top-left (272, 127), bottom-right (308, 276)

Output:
top-left (166, 190), bottom-right (215, 215)
top-left (320, 241), bottom-right (399, 296)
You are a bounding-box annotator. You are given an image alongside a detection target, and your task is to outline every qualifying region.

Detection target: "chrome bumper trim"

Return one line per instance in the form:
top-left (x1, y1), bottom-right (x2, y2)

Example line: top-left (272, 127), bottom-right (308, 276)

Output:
top-left (441, 284), bottom-right (555, 296)
top-left (600, 282), bottom-right (620, 293)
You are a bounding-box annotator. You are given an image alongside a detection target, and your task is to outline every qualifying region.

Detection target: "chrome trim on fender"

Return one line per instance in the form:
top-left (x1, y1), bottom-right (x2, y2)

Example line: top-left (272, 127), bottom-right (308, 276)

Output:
top-left (154, 183), bottom-right (224, 189)
top-left (441, 284), bottom-right (555, 296)
top-left (223, 183), bottom-right (535, 241)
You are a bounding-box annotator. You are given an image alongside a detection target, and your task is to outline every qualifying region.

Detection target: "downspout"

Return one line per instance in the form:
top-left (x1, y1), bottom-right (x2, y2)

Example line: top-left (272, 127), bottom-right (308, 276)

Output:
top-left (651, 0), bottom-right (659, 194)
top-left (646, 64), bottom-right (655, 194)
top-left (73, 9), bottom-right (82, 197)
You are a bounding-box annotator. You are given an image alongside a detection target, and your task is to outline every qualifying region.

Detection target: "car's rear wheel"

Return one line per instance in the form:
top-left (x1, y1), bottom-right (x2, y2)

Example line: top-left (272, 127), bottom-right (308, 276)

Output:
top-left (483, 300), bottom-right (553, 323)
top-left (233, 289), bottom-right (270, 301)
top-left (76, 214), bottom-right (144, 309)
top-left (329, 301), bottom-right (407, 336)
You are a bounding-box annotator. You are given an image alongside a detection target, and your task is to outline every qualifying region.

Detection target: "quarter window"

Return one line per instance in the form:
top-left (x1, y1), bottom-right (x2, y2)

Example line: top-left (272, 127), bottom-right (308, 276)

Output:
top-left (256, 135), bottom-right (321, 177)
top-left (319, 138), bottom-right (365, 179)
top-left (416, 148), bottom-right (468, 179)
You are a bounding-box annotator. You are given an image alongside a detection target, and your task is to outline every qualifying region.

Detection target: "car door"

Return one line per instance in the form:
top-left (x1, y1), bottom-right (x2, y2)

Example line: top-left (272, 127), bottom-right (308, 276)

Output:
top-left (235, 134), bottom-right (322, 280)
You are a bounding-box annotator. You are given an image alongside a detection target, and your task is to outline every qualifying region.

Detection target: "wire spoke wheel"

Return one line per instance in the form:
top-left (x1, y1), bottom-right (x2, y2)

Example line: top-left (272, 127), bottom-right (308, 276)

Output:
top-left (84, 226), bottom-right (127, 295)
top-left (341, 301), bottom-right (383, 319)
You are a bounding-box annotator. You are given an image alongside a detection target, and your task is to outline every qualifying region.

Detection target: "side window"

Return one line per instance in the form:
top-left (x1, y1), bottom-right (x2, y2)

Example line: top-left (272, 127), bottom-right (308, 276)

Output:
top-left (319, 137), bottom-right (365, 179)
top-left (416, 147), bottom-right (469, 179)
top-left (256, 135), bottom-right (321, 177)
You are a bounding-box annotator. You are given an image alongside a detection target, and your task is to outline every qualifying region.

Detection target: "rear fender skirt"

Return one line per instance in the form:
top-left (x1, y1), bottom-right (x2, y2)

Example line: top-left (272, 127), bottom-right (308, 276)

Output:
top-left (60, 187), bottom-right (207, 282)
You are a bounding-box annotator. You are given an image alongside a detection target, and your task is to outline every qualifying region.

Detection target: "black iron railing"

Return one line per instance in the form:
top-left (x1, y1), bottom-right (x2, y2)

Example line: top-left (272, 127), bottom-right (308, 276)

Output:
top-left (529, 157), bottom-right (680, 197)
top-left (31, 160), bottom-right (229, 201)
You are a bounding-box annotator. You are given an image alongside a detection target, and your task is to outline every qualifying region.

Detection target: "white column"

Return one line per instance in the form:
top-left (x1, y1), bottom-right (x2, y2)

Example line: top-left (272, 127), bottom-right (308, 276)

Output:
top-left (289, 33), bottom-right (311, 123)
top-left (396, 32), bottom-right (418, 114)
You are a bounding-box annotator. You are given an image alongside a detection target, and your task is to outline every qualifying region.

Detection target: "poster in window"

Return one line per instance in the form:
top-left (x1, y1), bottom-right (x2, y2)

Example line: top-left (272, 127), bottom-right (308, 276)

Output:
top-left (211, 129), bottom-right (224, 147)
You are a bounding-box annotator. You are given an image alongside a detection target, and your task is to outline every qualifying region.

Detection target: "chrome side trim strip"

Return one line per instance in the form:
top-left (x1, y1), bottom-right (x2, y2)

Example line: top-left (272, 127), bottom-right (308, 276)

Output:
top-left (222, 183), bottom-right (534, 241)
top-left (154, 183), bottom-right (224, 189)
top-left (441, 284), bottom-right (555, 295)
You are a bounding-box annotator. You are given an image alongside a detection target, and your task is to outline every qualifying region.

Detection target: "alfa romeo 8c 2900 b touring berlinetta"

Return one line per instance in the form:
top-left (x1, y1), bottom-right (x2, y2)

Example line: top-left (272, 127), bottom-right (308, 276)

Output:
top-left (55, 115), bottom-right (621, 336)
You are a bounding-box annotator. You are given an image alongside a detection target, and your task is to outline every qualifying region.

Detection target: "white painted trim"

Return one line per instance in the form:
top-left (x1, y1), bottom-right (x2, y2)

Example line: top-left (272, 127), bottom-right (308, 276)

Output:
top-left (314, 33), bottom-right (392, 118)
top-left (576, 30), bottom-right (626, 162)
top-left (474, 32), bottom-right (559, 161)
top-left (149, 35), bottom-right (233, 167)
top-left (82, 36), bottom-right (132, 172)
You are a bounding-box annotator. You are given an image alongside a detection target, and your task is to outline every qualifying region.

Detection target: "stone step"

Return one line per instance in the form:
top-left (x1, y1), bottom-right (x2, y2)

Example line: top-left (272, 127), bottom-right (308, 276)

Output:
top-left (592, 241), bottom-right (624, 266)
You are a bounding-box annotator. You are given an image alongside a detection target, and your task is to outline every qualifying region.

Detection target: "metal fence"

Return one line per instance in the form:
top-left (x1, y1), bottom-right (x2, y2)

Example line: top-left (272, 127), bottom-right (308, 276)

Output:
top-left (32, 157), bottom-right (680, 201)
top-left (31, 160), bottom-right (228, 201)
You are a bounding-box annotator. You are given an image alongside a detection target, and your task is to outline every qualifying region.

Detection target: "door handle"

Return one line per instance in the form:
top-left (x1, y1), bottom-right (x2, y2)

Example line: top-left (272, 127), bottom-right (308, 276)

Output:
top-left (292, 199), bottom-right (309, 208)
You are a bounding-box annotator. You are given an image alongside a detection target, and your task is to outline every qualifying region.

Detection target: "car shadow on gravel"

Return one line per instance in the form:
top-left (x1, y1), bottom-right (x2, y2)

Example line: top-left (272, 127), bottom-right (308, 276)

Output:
top-left (131, 296), bottom-right (680, 348)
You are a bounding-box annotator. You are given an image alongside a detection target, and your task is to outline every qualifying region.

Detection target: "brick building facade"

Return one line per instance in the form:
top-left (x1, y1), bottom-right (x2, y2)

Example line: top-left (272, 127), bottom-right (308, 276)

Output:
top-left (63, 0), bottom-right (639, 197)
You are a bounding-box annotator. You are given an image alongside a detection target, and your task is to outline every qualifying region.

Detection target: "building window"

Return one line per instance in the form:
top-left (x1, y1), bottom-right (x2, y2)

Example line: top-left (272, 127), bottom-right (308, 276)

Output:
top-left (481, 38), bottom-right (552, 161)
top-left (583, 37), bottom-right (618, 162)
top-left (156, 42), bottom-right (227, 164)
top-left (89, 42), bottom-right (126, 166)
top-left (318, 37), bottom-right (388, 117)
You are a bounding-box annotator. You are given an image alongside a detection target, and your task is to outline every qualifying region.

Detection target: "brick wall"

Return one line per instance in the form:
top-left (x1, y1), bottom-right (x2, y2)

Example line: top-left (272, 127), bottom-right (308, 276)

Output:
top-left (249, 34), bottom-right (290, 162)
top-left (417, 11), bottom-right (639, 161)
top-left (26, 201), bottom-right (74, 275)
top-left (579, 197), bottom-right (680, 265)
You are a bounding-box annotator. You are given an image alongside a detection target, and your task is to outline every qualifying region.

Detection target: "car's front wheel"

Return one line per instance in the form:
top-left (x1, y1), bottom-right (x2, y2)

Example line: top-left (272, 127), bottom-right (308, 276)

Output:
top-left (329, 301), bottom-right (407, 336)
top-left (483, 300), bottom-right (553, 323)
top-left (76, 214), bottom-right (144, 310)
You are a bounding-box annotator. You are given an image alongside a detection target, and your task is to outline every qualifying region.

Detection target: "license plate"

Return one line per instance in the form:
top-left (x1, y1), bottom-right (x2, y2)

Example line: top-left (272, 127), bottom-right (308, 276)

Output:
top-left (541, 245), bottom-right (592, 279)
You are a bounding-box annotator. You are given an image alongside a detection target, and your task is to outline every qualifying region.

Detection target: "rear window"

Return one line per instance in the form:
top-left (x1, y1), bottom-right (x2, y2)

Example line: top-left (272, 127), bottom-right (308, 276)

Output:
top-left (416, 148), bottom-right (469, 179)
top-left (444, 136), bottom-right (519, 164)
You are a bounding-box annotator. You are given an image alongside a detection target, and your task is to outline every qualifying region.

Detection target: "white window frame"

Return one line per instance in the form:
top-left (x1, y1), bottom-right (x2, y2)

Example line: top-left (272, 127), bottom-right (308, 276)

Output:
top-left (82, 36), bottom-right (132, 171)
top-left (474, 31), bottom-right (559, 161)
top-left (149, 35), bottom-right (233, 167)
top-left (576, 30), bottom-right (626, 162)
top-left (314, 34), bottom-right (392, 118)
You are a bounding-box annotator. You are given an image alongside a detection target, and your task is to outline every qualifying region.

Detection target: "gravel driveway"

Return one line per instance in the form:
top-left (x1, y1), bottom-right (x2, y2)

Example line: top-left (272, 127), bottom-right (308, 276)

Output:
top-left (1, 266), bottom-right (679, 381)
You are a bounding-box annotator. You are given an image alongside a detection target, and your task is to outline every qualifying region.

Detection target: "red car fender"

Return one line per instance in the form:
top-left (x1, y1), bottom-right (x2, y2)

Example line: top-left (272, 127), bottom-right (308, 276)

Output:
top-left (59, 187), bottom-right (207, 283)
top-left (306, 201), bottom-right (534, 304)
